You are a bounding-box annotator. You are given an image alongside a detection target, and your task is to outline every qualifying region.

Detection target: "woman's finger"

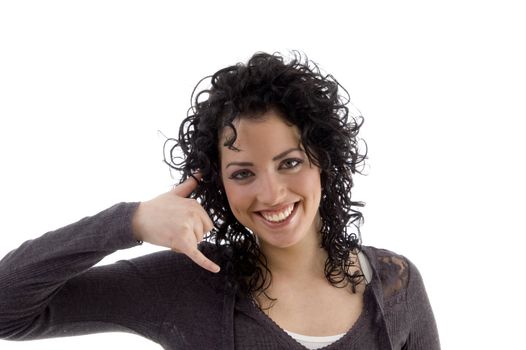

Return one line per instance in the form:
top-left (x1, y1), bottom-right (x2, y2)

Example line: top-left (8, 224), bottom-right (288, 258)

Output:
top-left (192, 219), bottom-right (205, 243)
top-left (201, 213), bottom-right (214, 234)
top-left (172, 175), bottom-right (201, 198)
top-left (184, 246), bottom-right (221, 273)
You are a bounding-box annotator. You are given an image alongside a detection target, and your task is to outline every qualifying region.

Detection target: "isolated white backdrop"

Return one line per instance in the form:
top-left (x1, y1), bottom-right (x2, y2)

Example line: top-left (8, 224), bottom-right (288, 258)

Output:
top-left (1, 1), bottom-right (524, 349)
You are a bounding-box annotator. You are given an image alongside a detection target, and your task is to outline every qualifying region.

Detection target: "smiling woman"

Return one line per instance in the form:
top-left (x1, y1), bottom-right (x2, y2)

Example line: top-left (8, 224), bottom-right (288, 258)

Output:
top-left (220, 113), bottom-right (322, 252)
top-left (0, 51), bottom-right (440, 349)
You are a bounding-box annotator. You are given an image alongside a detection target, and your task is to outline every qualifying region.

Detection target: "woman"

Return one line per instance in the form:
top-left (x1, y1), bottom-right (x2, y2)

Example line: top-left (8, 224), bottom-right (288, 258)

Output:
top-left (0, 52), bottom-right (440, 349)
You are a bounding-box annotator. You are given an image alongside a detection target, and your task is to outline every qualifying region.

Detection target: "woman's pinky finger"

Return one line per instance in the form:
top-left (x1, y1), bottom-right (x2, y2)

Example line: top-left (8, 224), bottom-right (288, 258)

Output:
top-left (186, 246), bottom-right (221, 273)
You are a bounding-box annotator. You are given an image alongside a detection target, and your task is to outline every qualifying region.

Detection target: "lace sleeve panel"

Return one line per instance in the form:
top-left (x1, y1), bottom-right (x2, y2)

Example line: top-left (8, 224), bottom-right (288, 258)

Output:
top-left (369, 247), bottom-right (441, 349)
top-left (373, 249), bottom-right (410, 301)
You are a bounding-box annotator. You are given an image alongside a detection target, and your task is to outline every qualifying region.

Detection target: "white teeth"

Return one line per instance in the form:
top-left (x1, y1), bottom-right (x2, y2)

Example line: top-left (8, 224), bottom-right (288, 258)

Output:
top-left (261, 204), bottom-right (294, 223)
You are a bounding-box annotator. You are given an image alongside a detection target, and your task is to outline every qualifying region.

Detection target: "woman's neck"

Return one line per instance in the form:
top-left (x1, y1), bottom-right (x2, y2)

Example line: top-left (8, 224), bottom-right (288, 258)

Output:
top-left (259, 234), bottom-right (328, 280)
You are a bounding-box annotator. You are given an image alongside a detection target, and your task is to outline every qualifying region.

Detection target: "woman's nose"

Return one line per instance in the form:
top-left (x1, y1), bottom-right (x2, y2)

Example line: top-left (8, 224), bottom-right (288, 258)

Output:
top-left (256, 173), bottom-right (286, 206)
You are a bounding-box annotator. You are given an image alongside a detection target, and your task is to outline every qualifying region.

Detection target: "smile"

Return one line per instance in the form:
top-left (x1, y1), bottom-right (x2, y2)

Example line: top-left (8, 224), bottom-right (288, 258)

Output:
top-left (258, 203), bottom-right (297, 223)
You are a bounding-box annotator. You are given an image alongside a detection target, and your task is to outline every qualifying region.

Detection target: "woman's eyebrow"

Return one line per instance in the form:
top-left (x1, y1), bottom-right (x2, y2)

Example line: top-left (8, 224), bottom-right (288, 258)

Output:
top-left (225, 148), bottom-right (303, 168)
top-left (272, 147), bottom-right (303, 161)
top-left (226, 161), bottom-right (253, 168)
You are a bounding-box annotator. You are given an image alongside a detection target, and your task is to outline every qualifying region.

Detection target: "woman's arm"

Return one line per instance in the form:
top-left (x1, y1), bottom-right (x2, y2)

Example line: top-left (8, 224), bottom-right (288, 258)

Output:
top-left (0, 176), bottom-right (221, 344)
top-left (404, 259), bottom-right (441, 349)
top-left (0, 202), bottom-right (154, 340)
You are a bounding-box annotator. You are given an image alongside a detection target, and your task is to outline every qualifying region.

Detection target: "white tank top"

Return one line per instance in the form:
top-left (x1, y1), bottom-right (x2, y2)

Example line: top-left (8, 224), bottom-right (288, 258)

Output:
top-left (285, 330), bottom-right (346, 349)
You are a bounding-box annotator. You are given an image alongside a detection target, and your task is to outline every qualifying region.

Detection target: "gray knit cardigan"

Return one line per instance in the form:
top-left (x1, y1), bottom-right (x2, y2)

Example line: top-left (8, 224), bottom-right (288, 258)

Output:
top-left (0, 202), bottom-right (440, 349)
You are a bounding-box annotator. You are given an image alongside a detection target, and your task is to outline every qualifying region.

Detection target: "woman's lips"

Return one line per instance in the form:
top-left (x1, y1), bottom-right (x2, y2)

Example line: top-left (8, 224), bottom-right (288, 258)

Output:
top-left (259, 203), bottom-right (295, 222)
top-left (256, 202), bottom-right (299, 227)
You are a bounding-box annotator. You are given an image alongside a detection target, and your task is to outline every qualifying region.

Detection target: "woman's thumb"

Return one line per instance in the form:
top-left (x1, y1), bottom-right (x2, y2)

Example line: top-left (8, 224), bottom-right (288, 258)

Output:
top-left (172, 174), bottom-right (201, 198)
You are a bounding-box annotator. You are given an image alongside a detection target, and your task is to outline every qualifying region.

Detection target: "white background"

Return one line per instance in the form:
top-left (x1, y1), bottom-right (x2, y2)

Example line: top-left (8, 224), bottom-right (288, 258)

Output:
top-left (1, 1), bottom-right (525, 349)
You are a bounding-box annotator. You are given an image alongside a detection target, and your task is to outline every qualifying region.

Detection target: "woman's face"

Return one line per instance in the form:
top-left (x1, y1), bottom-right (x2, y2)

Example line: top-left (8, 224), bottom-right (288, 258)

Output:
top-left (219, 110), bottom-right (322, 251)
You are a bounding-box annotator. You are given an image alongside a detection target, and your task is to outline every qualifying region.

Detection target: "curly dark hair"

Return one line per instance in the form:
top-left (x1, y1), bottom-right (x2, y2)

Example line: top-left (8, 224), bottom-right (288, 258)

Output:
top-left (166, 51), bottom-right (368, 299)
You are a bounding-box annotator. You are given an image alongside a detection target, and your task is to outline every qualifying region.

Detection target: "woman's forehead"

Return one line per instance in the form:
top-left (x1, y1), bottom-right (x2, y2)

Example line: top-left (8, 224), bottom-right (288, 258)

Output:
top-left (219, 113), bottom-right (302, 158)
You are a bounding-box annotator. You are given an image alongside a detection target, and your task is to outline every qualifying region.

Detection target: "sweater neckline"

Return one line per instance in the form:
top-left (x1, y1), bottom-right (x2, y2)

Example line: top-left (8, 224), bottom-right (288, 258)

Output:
top-left (235, 283), bottom-right (374, 349)
top-left (233, 246), bottom-right (379, 350)
top-left (231, 246), bottom-right (382, 349)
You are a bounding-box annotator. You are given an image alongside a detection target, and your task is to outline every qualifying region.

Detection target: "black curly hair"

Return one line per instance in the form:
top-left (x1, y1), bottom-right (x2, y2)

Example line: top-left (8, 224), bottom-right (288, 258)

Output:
top-left (166, 51), bottom-right (368, 299)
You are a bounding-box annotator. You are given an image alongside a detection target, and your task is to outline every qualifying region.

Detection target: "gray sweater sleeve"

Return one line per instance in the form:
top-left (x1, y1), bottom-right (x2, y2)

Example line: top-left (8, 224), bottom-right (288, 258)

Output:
top-left (404, 259), bottom-right (441, 350)
top-left (0, 202), bottom-right (160, 341)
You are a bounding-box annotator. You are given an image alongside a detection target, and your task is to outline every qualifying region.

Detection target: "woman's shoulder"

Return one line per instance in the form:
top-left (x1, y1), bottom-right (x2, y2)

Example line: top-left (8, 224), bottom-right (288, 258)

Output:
top-left (361, 245), bottom-right (410, 271)
top-left (360, 245), bottom-right (426, 302)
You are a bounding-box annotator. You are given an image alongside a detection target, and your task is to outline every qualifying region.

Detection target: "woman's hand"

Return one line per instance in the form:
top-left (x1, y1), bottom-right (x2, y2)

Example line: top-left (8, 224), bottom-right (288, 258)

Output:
top-left (131, 176), bottom-right (220, 273)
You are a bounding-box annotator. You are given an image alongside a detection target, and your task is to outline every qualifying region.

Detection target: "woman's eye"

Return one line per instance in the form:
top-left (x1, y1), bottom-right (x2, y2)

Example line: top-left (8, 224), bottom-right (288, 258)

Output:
top-left (229, 170), bottom-right (253, 180)
top-left (280, 158), bottom-right (303, 169)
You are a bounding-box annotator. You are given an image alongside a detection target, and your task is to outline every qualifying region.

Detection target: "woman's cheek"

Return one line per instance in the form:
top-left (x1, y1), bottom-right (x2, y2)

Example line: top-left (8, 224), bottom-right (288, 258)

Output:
top-left (224, 183), bottom-right (249, 217)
